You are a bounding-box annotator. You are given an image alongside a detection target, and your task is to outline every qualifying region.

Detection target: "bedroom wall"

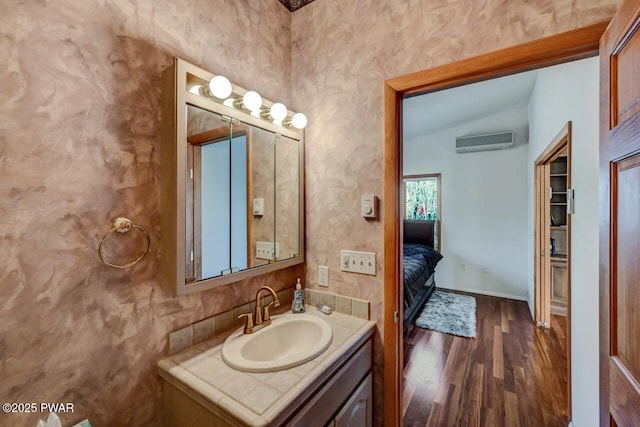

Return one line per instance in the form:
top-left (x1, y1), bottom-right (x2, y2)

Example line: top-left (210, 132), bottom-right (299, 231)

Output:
top-left (404, 106), bottom-right (530, 300)
top-left (527, 56), bottom-right (600, 427)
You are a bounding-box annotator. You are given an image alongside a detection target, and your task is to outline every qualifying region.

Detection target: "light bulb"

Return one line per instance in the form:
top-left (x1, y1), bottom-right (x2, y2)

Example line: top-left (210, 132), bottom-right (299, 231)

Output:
top-left (291, 112), bottom-right (308, 129)
top-left (270, 103), bottom-right (288, 123)
top-left (188, 84), bottom-right (203, 95)
top-left (242, 91), bottom-right (262, 111)
top-left (209, 75), bottom-right (232, 99)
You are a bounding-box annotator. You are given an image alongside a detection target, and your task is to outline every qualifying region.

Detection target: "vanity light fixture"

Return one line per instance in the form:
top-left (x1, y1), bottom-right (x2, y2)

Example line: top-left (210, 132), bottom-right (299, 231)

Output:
top-left (208, 75), bottom-right (233, 99)
top-left (234, 90), bottom-right (262, 112)
top-left (290, 112), bottom-right (308, 130)
top-left (189, 72), bottom-right (308, 130)
top-left (261, 102), bottom-right (289, 124)
top-left (189, 75), bottom-right (233, 99)
top-left (244, 91), bottom-right (262, 111)
top-left (188, 84), bottom-right (210, 98)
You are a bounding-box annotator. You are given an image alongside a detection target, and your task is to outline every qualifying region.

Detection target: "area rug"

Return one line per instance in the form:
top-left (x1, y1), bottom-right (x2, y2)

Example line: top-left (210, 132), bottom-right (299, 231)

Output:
top-left (415, 290), bottom-right (477, 338)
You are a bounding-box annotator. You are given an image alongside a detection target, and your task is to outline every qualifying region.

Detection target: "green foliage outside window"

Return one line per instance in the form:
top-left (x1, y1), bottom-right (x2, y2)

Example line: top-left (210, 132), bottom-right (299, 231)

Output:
top-left (405, 179), bottom-right (438, 220)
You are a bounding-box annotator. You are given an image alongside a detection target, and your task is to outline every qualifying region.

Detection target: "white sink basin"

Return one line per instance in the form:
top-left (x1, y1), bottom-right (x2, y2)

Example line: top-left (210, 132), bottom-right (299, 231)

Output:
top-left (221, 313), bottom-right (333, 372)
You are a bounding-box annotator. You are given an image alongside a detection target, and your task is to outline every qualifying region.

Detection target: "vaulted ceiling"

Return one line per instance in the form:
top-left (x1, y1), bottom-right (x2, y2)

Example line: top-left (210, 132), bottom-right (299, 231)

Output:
top-left (278, 0), bottom-right (315, 12)
top-left (403, 70), bottom-right (539, 141)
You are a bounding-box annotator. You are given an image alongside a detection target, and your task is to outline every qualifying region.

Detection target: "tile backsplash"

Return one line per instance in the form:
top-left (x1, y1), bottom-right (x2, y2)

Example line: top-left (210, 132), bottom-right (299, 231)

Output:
top-left (168, 287), bottom-right (293, 355)
top-left (167, 287), bottom-right (370, 355)
top-left (305, 289), bottom-right (370, 320)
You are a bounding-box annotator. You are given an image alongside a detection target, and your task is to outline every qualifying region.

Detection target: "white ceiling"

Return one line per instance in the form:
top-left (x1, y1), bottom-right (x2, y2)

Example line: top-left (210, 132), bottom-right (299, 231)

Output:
top-left (402, 69), bottom-right (539, 141)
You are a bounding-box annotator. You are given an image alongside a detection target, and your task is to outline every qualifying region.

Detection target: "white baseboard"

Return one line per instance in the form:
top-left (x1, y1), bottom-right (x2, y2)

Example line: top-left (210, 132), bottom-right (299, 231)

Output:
top-left (436, 284), bottom-right (528, 302)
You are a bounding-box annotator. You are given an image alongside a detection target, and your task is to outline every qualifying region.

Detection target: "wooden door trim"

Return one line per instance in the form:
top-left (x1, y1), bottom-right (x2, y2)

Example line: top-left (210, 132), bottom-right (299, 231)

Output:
top-left (384, 22), bottom-right (608, 426)
top-left (534, 163), bottom-right (552, 325)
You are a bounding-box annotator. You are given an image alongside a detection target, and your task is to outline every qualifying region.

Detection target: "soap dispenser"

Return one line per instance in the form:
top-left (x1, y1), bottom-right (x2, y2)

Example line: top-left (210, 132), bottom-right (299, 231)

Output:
top-left (292, 278), bottom-right (305, 313)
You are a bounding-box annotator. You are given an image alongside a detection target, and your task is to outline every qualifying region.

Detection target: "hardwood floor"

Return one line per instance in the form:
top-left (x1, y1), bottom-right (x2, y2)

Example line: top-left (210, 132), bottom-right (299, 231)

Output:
top-left (402, 292), bottom-right (568, 427)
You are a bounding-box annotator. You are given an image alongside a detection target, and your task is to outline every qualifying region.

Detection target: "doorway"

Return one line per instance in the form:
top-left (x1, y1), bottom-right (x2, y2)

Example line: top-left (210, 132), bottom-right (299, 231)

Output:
top-left (533, 122), bottom-right (572, 418)
top-left (382, 23), bottom-right (607, 426)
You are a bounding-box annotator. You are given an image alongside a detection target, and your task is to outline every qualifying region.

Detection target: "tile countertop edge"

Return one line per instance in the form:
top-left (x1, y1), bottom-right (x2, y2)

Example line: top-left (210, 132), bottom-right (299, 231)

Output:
top-left (262, 319), bottom-right (376, 424)
top-left (159, 361), bottom-right (269, 426)
top-left (158, 310), bottom-right (376, 426)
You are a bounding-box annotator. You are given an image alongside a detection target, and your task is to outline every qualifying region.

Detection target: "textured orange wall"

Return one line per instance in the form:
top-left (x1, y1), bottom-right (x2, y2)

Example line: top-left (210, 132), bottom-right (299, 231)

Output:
top-left (0, 1), bottom-right (295, 426)
top-left (291, 0), bottom-right (618, 422)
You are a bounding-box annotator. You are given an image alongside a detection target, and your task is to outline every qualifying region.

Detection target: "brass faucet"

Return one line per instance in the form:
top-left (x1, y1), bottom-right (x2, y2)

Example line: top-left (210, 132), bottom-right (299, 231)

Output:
top-left (238, 286), bottom-right (280, 334)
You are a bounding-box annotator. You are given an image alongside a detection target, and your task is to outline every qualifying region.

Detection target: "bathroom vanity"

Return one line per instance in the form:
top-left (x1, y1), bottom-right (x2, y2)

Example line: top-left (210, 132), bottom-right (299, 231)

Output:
top-left (158, 309), bottom-right (375, 426)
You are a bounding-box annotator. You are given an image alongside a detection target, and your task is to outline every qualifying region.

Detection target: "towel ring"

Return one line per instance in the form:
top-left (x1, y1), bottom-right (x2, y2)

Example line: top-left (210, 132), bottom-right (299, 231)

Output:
top-left (98, 217), bottom-right (151, 269)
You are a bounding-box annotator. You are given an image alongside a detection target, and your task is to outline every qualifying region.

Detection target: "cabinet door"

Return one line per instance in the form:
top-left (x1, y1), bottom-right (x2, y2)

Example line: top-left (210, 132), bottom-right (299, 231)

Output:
top-left (551, 262), bottom-right (568, 302)
top-left (333, 373), bottom-right (372, 427)
top-left (550, 261), bottom-right (568, 315)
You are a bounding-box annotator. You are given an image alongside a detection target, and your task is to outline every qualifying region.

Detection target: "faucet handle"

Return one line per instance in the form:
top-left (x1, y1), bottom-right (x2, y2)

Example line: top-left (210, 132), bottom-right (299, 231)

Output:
top-left (264, 294), bottom-right (281, 321)
top-left (263, 301), bottom-right (275, 322)
top-left (238, 313), bottom-right (254, 334)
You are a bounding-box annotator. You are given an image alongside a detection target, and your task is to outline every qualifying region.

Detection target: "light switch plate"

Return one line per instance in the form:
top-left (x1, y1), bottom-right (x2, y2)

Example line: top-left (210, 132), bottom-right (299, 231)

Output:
top-left (256, 241), bottom-right (279, 260)
top-left (340, 250), bottom-right (376, 275)
top-left (318, 266), bottom-right (329, 287)
top-left (253, 198), bottom-right (264, 216)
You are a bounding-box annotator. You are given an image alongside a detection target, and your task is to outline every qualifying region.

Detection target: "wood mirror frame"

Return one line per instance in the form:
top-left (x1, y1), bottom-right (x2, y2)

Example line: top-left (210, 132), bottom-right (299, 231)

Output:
top-left (160, 58), bottom-right (305, 296)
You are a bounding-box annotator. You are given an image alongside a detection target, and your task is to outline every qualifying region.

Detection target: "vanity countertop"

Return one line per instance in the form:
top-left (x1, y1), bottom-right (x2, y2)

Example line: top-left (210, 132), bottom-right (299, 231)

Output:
top-left (158, 307), bottom-right (376, 426)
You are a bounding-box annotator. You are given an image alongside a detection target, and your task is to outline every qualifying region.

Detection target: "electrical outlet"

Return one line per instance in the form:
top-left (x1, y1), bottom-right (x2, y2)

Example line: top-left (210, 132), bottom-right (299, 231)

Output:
top-left (481, 266), bottom-right (488, 273)
top-left (318, 266), bottom-right (329, 287)
top-left (340, 250), bottom-right (376, 275)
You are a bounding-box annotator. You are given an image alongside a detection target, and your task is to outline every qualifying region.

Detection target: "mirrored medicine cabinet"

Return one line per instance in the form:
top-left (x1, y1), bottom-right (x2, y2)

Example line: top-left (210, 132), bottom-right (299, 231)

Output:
top-left (160, 58), bottom-right (304, 295)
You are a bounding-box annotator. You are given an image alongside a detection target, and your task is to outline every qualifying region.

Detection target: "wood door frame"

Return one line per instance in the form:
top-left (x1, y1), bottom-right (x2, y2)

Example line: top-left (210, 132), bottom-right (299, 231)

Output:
top-left (383, 22), bottom-right (609, 426)
top-left (534, 162), bottom-right (551, 325)
top-left (533, 122), bottom-right (573, 420)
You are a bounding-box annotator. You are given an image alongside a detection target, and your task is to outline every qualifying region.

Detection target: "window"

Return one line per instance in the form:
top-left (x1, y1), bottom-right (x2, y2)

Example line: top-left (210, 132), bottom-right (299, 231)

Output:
top-left (403, 174), bottom-right (441, 250)
top-left (404, 174), bottom-right (440, 220)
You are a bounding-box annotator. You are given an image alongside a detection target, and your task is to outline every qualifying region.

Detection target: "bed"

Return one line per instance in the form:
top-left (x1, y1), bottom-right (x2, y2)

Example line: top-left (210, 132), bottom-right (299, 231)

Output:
top-left (403, 219), bottom-right (443, 336)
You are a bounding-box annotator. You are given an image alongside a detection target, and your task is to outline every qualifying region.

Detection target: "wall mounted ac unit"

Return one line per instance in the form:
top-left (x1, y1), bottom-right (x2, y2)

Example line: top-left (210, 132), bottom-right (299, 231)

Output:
top-left (455, 131), bottom-right (514, 153)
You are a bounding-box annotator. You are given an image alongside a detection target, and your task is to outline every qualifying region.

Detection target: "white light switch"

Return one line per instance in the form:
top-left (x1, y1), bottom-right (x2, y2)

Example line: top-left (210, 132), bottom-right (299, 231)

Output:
top-left (253, 198), bottom-right (264, 216)
top-left (340, 250), bottom-right (376, 275)
top-left (318, 266), bottom-right (329, 287)
top-left (361, 194), bottom-right (377, 219)
top-left (256, 241), bottom-right (279, 260)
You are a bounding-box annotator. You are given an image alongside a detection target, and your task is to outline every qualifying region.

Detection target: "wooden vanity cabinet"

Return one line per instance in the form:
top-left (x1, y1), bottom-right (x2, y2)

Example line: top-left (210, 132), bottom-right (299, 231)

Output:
top-left (332, 373), bottom-right (372, 427)
top-left (162, 335), bottom-right (373, 427)
top-left (286, 339), bottom-right (372, 426)
top-left (550, 258), bottom-right (568, 315)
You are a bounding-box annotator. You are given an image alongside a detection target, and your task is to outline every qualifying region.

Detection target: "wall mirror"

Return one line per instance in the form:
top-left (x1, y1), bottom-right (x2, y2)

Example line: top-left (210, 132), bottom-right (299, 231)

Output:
top-left (161, 58), bottom-right (304, 295)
